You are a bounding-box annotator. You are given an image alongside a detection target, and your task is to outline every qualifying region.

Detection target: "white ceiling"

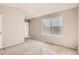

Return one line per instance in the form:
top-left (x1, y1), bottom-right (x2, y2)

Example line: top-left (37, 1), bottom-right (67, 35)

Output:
top-left (0, 3), bottom-right (78, 19)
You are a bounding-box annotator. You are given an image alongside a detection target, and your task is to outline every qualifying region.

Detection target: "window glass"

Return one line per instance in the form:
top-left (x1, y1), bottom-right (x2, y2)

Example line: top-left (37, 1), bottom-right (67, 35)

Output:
top-left (41, 16), bottom-right (63, 37)
top-left (51, 16), bottom-right (63, 35)
top-left (42, 18), bottom-right (51, 36)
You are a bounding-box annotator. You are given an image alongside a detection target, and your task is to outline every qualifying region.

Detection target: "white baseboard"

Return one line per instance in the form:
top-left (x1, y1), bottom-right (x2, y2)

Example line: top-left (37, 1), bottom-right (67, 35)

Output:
top-left (3, 40), bottom-right (24, 48)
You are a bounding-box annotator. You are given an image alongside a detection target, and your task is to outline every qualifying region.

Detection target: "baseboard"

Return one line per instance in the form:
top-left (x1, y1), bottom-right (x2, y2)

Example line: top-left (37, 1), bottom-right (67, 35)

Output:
top-left (32, 38), bottom-right (77, 50)
top-left (3, 40), bottom-right (24, 48)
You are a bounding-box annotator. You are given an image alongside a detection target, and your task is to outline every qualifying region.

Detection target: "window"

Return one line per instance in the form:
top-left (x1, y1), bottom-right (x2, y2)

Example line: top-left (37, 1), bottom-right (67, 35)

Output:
top-left (41, 16), bottom-right (63, 37)
top-left (42, 18), bottom-right (51, 36)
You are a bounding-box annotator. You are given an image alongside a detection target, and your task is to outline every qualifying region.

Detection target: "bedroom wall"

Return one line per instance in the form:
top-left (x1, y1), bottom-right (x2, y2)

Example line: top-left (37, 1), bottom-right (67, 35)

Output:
top-left (78, 5), bottom-right (79, 53)
top-left (30, 7), bottom-right (78, 49)
top-left (0, 5), bottom-right (25, 47)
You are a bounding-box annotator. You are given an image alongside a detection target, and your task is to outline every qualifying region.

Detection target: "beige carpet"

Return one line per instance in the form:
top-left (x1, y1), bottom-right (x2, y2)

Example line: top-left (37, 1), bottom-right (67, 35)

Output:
top-left (0, 39), bottom-right (77, 55)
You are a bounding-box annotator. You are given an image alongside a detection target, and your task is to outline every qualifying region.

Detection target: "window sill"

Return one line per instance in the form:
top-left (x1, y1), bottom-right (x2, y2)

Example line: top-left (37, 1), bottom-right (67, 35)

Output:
top-left (41, 33), bottom-right (63, 38)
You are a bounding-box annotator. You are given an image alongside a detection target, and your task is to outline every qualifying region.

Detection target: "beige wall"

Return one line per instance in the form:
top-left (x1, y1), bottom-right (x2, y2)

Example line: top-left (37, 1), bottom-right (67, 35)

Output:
top-left (78, 6), bottom-right (79, 53)
top-left (0, 5), bottom-right (25, 47)
top-left (30, 7), bottom-right (78, 49)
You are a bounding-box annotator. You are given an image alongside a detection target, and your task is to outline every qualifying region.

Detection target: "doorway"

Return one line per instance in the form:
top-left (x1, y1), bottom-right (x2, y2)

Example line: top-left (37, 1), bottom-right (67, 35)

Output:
top-left (24, 19), bottom-right (30, 39)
